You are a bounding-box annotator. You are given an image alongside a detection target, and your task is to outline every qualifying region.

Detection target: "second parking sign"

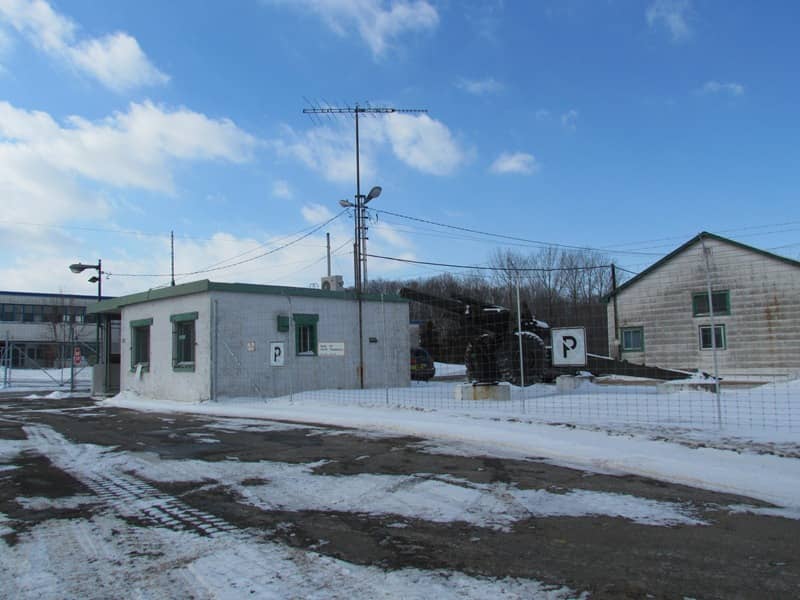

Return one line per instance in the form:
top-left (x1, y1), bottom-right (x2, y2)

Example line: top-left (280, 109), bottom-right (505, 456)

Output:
top-left (551, 327), bottom-right (587, 367)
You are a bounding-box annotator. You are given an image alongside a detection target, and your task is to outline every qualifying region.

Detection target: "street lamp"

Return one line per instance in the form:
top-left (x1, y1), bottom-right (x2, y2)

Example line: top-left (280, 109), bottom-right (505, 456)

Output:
top-left (339, 185), bottom-right (382, 292)
top-left (68, 260), bottom-right (103, 367)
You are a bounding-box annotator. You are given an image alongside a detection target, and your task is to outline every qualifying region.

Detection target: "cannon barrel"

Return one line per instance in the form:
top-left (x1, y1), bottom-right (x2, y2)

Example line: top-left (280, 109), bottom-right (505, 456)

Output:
top-left (398, 287), bottom-right (468, 315)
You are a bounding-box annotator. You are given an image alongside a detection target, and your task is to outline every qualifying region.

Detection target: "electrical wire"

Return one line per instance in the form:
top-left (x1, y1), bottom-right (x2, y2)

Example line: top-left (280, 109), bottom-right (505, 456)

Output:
top-left (110, 210), bottom-right (347, 278)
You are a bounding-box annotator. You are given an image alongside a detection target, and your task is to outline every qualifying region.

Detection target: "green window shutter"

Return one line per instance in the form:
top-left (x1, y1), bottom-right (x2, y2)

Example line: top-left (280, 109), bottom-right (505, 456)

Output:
top-left (277, 315), bottom-right (290, 332)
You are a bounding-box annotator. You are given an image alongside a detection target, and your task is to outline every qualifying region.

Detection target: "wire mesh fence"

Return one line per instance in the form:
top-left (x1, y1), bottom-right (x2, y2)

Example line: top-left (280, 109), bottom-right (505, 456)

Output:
top-left (0, 340), bottom-right (96, 391)
top-left (231, 233), bottom-right (799, 433)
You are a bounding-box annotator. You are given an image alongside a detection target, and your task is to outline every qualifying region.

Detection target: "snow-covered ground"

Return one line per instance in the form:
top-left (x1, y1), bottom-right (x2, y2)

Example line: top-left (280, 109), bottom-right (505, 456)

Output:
top-left (3, 379), bottom-right (800, 598)
top-left (102, 380), bottom-right (800, 513)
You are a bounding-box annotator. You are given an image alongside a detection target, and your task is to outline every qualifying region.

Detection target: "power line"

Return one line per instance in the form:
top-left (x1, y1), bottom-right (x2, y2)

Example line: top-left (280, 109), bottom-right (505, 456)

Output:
top-left (371, 209), bottom-right (663, 257)
top-left (367, 253), bottom-right (613, 273)
top-left (111, 210), bottom-right (347, 278)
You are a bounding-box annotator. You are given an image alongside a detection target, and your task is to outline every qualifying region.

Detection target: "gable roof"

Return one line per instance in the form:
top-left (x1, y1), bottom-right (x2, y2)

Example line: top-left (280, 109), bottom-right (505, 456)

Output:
top-left (608, 231), bottom-right (800, 299)
top-left (88, 279), bottom-right (407, 314)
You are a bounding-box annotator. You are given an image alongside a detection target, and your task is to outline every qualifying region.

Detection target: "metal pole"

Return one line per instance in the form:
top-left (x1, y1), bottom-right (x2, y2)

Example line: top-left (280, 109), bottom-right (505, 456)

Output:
top-left (326, 232), bottom-right (331, 277)
top-left (611, 263), bottom-right (620, 358)
top-left (354, 107), bottom-right (365, 388)
top-left (515, 275), bottom-right (525, 398)
top-left (96, 259), bottom-right (101, 370)
top-left (701, 238), bottom-right (722, 427)
top-left (171, 231), bottom-right (175, 287)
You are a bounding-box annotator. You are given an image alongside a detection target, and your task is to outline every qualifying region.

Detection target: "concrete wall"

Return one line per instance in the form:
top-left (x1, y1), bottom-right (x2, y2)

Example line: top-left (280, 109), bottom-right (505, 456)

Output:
top-left (120, 293), bottom-right (211, 402)
top-left (211, 290), bottom-right (410, 399)
top-left (608, 237), bottom-right (800, 378)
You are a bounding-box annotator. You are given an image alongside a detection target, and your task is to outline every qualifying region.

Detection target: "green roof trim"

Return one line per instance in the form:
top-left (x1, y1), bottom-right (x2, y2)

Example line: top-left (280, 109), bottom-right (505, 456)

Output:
top-left (606, 231), bottom-right (800, 302)
top-left (88, 279), bottom-right (407, 314)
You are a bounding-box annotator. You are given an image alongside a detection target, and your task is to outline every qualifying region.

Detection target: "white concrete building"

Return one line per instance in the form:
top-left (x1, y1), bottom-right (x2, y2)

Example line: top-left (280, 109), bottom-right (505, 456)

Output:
top-left (90, 280), bottom-right (410, 401)
top-left (607, 232), bottom-right (800, 379)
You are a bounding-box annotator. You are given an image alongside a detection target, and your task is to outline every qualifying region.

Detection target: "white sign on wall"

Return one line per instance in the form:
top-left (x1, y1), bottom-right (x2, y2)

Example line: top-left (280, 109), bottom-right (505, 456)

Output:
top-left (551, 327), bottom-right (587, 367)
top-left (318, 342), bottom-right (345, 357)
top-left (269, 342), bottom-right (285, 366)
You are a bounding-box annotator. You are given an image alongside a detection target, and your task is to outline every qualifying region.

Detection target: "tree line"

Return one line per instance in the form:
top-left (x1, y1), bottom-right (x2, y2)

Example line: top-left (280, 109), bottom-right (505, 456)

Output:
top-left (366, 247), bottom-right (624, 363)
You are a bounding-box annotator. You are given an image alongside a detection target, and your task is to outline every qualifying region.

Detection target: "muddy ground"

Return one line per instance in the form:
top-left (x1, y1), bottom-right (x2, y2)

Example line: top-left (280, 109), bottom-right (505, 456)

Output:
top-left (1, 395), bottom-right (798, 599)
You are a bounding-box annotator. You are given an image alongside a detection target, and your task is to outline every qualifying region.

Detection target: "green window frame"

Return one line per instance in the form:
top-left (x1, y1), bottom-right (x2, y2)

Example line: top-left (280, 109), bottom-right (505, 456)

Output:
top-left (130, 318), bottom-right (153, 371)
top-left (293, 313), bottom-right (318, 356)
top-left (699, 324), bottom-right (726, 350)
top-left (621, 327), bottom-right (644, 352)
top-left (171, 312), bottom-right (198, 371)
top-left (692, 291), bottom-right (730, 317)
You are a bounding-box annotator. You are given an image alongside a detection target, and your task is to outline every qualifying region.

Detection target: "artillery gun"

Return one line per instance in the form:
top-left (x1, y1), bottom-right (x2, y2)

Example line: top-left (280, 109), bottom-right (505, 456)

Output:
top-left (400, 287), bottom-right (694, 386)
top-left (399, 287), bottom-right (551, 386)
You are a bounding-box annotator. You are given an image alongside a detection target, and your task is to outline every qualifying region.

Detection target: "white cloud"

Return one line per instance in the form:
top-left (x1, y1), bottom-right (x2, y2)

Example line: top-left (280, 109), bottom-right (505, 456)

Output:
top-left (699, 80), bottom-right (745, 97)
top-left (272, 112), bottom-right (466, 181)
top-left (646, 0), bottom-right (692, 43)
top-left (0, 0), bottom-right (168, 91)
top-left (301, 203), bottom-right (335, 225)
top-left (456, 76), bottom-right (504, 95)
top-left (271, 123), bottom-right (363, 183)
top-left (489, 152), bottom-right (539, 176)
top-left (382, 112), bottom-right (465, 176)
top-left (272, 179), bottom-right (292, 199)
top-left (272, 0), bottom-right (439, 57)
top-left (0, 100), bottom-right (257, 225)
top-left (561, 109), bottom-right (579, 132)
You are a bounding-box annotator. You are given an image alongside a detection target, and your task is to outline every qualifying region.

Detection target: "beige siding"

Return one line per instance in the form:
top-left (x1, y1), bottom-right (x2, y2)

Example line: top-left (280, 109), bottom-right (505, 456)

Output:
top-left (607, 238), bottom-right (800, 378)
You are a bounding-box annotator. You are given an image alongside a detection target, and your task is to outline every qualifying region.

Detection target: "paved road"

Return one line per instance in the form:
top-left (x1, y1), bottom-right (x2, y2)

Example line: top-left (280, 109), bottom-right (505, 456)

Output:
top-left (1, 395), bottom-right (798, 599)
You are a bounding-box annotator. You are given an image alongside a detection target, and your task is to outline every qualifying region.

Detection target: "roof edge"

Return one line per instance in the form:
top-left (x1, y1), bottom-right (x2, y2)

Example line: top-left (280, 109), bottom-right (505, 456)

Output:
top-left (607, 231), bottom-right (800, 299)
top-left (89, 279), bottom-right (407, 313)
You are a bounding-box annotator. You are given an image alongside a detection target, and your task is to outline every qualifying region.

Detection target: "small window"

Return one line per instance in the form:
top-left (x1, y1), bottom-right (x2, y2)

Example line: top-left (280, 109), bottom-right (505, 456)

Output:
top-left (699, 324), bottom-right (726, 350)
top-left (171, 312), bottom-right (198, 371)
top-left (130, 318), bottom-right (153, 370)
top-left (621, 327), bottom-right (644, 352)
top-left (293, 313), bottom-right (319, 356)
top-left (693, 291), bottom-right (730, 316)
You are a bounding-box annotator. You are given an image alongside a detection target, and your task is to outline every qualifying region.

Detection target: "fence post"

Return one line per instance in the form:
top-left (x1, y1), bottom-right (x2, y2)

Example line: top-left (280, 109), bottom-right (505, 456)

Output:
top-left (69, 328), bottom-right (75, 393)
top-left (515, 275), bottom-right (525, 409)
top-left (700, 237), bottom-right (722, 428)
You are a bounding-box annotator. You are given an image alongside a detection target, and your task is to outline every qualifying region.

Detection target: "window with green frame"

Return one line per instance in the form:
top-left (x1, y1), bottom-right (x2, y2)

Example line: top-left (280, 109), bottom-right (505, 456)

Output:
top-left (699, 324), bottom-right (726, 350)
top-left (130, 318), bottom-right (153, 370)
top-left (293, 313), bottom-right (318, 356)
top-left (621, 327), bottom-right (644, 352)
top-left (692, 291), bottom-right (730, 316)
top-left (171, 312), bottom-right (198, 371)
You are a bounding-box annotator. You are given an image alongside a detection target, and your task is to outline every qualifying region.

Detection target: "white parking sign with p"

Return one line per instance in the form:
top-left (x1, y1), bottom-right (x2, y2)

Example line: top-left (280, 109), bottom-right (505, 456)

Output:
top-left (551, 327), bottom-right (587, 367)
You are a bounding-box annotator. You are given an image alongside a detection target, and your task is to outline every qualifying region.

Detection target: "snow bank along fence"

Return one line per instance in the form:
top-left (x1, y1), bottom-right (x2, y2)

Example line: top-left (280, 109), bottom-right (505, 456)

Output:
top-left (234, 235), bottom-right (798, 432)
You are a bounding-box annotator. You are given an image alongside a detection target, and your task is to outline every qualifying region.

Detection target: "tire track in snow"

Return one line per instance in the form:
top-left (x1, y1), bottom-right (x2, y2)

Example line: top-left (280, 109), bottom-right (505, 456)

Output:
top-left (23, 425), bottom-right (237, 537)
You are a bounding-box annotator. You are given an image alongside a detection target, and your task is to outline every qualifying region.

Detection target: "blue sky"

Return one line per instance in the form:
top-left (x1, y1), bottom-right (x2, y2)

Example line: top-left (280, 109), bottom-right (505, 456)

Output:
top-left (1, 0), bottom-right (798, 295)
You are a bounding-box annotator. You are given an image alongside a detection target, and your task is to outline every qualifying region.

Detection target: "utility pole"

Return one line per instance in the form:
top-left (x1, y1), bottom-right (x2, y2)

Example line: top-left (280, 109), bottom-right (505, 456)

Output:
top-left (303, 102), bottom-right (426, 389)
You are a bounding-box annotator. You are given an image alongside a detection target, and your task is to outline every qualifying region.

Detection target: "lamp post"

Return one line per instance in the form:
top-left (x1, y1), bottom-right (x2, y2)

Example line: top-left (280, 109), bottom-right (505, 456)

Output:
top-left (69, 260), bottom-right (103, 366)
top-left (339, 185), bottom-right (382, 291)
top-left (339, 186), bottom-right (382, 390)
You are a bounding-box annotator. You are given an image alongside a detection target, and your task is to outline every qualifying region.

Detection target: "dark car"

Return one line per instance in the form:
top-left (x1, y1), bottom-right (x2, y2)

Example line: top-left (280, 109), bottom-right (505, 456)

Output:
top-left (410, 347), bottom-right (436, 381)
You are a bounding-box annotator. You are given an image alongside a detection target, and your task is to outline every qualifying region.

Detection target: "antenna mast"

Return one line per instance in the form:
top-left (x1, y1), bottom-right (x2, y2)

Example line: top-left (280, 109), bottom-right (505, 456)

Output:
top-left (302, 102), bottom-right (427, 390)
top-left (302, 103), bottom-right (427, 292)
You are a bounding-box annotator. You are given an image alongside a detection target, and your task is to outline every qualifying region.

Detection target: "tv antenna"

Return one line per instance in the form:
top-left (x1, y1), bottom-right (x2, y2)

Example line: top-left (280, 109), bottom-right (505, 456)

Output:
top-left (302, 102), bottom-right (426, 291)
